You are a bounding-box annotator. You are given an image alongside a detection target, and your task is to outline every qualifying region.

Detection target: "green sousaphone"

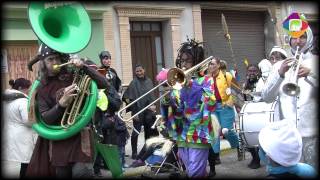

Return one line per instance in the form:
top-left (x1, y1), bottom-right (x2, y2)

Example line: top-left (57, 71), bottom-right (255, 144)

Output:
top-left (27, 2), bottom-right (97, 140)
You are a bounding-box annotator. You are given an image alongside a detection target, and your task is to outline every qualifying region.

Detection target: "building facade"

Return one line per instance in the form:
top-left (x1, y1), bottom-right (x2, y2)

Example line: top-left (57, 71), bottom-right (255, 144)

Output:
top-left (2, 1), bottom-right (318, 91)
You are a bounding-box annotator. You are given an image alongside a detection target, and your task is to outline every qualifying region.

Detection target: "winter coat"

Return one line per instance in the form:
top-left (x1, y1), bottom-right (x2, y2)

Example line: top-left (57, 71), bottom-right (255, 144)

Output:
top-left (261, 51), bottom-right (318, 137)
top-left (2, 89), bottom-right (38, 163)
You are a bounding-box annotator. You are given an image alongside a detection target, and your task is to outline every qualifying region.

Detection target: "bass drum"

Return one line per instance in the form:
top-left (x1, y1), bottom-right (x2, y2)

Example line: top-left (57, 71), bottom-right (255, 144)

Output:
top-left (239, 100), bottom-right (279, 147)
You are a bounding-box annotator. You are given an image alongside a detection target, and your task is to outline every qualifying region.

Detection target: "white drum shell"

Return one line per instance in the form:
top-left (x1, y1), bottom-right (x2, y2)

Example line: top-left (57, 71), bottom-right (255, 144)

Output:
top-left (239, 101), bottom-right (279, 147)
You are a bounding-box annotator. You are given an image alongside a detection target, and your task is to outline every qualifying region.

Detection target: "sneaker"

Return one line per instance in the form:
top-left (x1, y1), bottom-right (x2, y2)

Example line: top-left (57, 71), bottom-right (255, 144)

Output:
top-left (130, 159), bottom-right (145, 167)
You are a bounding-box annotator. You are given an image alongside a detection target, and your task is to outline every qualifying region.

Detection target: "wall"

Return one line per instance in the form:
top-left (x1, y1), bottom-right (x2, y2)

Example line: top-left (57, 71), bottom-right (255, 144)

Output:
top-left (78, 20), bottom-right (104, 64)
top-left (2, 2), bottom-right (105, 64)
top-left (109, 1), bottom-right (195, 83)
top-left (179, 4), bottom-right (194, 42)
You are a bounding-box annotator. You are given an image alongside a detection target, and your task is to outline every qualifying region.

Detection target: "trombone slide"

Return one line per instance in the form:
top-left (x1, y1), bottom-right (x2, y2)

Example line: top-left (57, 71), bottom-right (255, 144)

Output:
top-left (118, 56), bottom-right (214, 133)
top-left (118, 80), bottom-right (170, 135)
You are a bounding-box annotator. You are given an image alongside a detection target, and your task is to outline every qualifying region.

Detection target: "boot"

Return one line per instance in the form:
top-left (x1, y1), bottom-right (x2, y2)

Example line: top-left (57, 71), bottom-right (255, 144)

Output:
top-left (208, 166), bottom-right (216, 178)
top-left (237, 147), bottom-right (244, 161)
top-left (131, 135), bottom-right (138, 159)
top-left (208, 158), bottom-right (216, 177)
top-left (248, 147), bottom-right (261, 169)
top-left (213, 152), bottom-right (221, 165)
top-left (208, 149), bottom-right (217, 177)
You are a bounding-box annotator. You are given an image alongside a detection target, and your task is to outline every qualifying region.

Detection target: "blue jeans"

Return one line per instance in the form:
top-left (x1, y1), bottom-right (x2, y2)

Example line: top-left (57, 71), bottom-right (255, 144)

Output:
top-left (212, 103), bottom-right (239, 153)
top-left (118, 145), bottom-right (126, 167)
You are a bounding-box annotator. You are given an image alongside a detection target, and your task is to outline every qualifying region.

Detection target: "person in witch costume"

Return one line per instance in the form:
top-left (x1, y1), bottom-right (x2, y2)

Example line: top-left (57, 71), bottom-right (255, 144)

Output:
top-left (25, 43), bottom-right (109, 178)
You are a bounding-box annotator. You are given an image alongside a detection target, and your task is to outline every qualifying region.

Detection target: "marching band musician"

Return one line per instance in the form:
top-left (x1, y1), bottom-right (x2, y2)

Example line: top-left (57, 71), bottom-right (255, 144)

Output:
top-left (89, 59), bottom-right (129, 175)
top-left (242, 64), bottom-right (261, 102)
top-left (98, 50), bottom-right (122, 93)
top-left (25, 44), bottom-right (109, 178)
top-left (268, 46), bottom-right (289, 65)
top-left (242, 47), bottom-right (288, 169)
top-left (256, 46), bottom-right (288, 101)
top-left (161, 39), bottom-right (218, 178)
top-left (261, 26), bottom-right (318, 169)
top-left (207, 58), bottom-right (242, 168)
top-left (242, 64), bottom-right (262, 169)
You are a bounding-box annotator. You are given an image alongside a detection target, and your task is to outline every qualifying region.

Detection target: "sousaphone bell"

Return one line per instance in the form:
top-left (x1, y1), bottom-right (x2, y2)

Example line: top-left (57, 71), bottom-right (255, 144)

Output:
top-left (27, 2), bottom-right (98, 140)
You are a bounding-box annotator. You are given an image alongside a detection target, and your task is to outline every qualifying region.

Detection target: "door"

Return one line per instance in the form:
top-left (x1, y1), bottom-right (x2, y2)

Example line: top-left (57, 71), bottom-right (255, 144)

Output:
top-left (130, 21), bottom-right (164, 112)
top-left (130, 21), bottom-right (164, 85)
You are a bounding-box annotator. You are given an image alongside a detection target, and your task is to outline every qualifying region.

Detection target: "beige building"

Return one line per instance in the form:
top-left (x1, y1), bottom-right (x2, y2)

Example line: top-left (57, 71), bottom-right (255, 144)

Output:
top-left (2, 1), bottom-right (318, 91)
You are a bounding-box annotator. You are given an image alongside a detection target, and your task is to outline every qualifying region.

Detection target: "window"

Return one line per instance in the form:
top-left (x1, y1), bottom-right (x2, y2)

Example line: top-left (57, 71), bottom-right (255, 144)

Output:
top-left (131, 22), bottom-right (161, 32)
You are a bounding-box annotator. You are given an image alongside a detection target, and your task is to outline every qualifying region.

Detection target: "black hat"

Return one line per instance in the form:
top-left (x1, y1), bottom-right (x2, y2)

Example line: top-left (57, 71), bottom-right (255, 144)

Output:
top-left (99, 50), bottom-right (111, 60)
top-left (28, 43), bottom-right (68, 71)
top-left (38, 44), bottom-right (60, 59)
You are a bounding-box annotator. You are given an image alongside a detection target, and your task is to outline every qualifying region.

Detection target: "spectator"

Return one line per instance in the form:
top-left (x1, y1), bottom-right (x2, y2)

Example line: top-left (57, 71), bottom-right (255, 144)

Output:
top-left (2, 78), bottom-right (37, 178)
top-left (122, 64), bottom-right (159, 159)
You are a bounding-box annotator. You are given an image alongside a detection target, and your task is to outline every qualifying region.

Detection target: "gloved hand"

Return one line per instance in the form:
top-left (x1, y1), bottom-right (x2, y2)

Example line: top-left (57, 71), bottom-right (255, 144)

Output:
top-left (70, 55), bottom-right (84, 68)
top-left (58, 84), bottom-right (78, 107)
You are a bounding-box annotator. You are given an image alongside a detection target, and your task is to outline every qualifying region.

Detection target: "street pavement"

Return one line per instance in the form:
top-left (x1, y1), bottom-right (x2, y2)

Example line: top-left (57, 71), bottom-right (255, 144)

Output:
top-left (100, 129), bottom-right (268, 178)
top-left (2, 129), bottom-right (267, 178)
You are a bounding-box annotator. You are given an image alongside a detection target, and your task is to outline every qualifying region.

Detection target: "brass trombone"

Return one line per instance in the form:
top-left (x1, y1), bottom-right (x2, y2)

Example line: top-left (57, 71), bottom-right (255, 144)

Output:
top-left (118, 56), bottom-right (214, 133)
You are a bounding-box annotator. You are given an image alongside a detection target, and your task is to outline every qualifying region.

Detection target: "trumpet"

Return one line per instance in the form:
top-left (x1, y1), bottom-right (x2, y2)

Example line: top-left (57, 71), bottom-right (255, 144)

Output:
top-left (282, 46), bottom-right (302, 96)
top-left (118, 56), bottom-right (214, 132)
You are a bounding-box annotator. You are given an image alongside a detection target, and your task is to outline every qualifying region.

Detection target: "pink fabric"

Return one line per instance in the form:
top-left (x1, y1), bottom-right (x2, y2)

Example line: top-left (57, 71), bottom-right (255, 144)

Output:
top-left (156, 68), bottom-right (169, 82)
